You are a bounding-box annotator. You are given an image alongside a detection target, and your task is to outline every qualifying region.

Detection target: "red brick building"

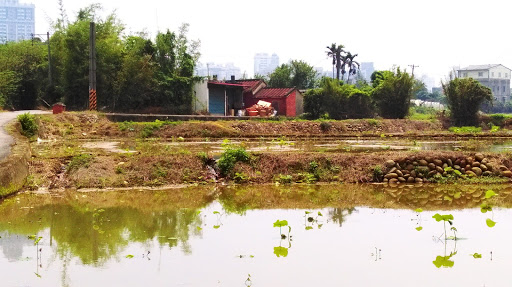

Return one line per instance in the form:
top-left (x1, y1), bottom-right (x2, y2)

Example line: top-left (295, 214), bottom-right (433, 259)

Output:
top-left (236, 79), bottom-right (304, 117)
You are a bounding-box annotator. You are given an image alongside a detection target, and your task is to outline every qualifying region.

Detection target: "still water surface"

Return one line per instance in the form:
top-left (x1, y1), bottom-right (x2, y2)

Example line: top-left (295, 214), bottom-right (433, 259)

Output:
top-left (1, 187), bottom-right (511, 287)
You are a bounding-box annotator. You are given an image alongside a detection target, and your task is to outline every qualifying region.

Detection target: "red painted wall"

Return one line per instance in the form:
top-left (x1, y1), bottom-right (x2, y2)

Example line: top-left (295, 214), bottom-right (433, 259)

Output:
top-left (285, 91), bottom-right (296, 117)
top-left (244, 90), bottom-right (298, 117)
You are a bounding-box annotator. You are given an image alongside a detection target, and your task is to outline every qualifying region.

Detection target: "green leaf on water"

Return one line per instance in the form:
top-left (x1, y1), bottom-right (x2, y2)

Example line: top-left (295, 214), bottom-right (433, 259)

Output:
top-left (485, 190), bottom-right (497, 199)
top-left (480, 203), bottom-right (492, 213)
top-left (34, 272), bottom-right (42, 278)
top-left (305, 211), bottom-right (311, 215)
top-left (213, 211), bottom-right (220, 215)
top-left (273, 246), bottom-right (288, 257)
top-left (250, 255), bottom-right (254, 258)
top-left (433, 213), bottom-right (454, 222)
top-left (471, 253), bottom-right (482, 259)
top-left (454, 192), bottom-right (462, 199)
top-left (34, 237), bottom-right (42, 245)
top-left (318, 211), bottom-right (323, 217)
top-left (416, 227), bottom-right (423, 231)
top-left (432, 252), bottom-right (456, 268)
top-left (197, 226), bottom-right (203, 231)
top-left (273, 220), bottom-right (288, 228)
top-left (414, 208), bottom-right (423, 213)
top-left (318, 224), bottom-right (323, 229)
top-left (126, 254), bottom-right (134, 259)
top-left (213, 225), bottom-right (220, 229)
top-left (486, 218), bottom-right (496, 228)
top-left (305, 226), bottom-right (313, 230)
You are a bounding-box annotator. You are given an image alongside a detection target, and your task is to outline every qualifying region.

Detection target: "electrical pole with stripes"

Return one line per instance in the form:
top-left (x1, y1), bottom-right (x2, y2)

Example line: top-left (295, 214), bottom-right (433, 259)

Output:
top-left (89, 22), bottom-right (97, 111)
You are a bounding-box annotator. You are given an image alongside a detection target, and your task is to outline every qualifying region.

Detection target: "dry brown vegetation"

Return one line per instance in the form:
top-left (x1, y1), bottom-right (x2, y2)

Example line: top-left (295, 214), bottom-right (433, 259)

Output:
top-left (16, 112), bottom-right (512, 192)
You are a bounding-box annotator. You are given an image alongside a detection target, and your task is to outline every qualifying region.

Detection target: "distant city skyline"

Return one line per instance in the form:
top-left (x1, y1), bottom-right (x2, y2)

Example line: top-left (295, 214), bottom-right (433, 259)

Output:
top-left (32, 0), bottom-right (512, 87)
top-left (195, 62), bottom-right (243, 80)
top-left (254, 53), bottom-right (279, 76)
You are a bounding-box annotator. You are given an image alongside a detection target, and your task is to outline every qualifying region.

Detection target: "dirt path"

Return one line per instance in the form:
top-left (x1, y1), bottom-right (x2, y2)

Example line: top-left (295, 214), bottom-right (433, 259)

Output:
top-left (0, 110), bottom-right (49, 161)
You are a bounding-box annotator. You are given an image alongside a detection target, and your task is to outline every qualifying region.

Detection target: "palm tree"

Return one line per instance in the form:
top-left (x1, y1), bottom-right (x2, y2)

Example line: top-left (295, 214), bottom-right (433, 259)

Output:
top-left (345, 52), bottom-right (360, 83)
top-left (326, 43), bottom-right (345, 80)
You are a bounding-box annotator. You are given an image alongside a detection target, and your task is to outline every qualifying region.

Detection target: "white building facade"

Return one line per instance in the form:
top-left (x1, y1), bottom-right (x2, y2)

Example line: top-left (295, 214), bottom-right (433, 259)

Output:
top-left (458, 64), bottom-right (511, 103)
top-left (0, 0), bottom-right (34, 43)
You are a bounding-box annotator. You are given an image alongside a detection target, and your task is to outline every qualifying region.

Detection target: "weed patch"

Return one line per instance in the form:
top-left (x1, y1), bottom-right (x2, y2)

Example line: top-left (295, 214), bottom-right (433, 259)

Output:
top-left (17, 113), bottom-right (38, 137)
top-left (67, 154), bottom-right (93, 173)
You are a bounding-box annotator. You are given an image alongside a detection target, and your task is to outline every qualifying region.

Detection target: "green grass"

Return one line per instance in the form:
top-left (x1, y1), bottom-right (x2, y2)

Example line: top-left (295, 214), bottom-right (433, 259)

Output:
top-left (448, 126), bottom-right (482, 133)
top-left (0, 184), bottom-right (20, 198)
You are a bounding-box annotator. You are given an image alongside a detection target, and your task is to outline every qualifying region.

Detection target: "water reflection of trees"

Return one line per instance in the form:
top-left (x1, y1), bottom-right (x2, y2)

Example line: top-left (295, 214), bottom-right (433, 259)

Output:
top-left (328, 207), bottom-right (356, 227)
top-left (0, 205), bottom-right (203, 265)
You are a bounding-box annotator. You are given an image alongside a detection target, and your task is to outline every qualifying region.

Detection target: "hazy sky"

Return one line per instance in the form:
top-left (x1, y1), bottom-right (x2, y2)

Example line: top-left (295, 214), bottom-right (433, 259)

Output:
top-left (32, 0), bottom-right (512, 86)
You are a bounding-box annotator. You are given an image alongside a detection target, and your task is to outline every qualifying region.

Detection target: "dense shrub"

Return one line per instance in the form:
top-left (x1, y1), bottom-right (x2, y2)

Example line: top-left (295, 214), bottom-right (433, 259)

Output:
top-left (304, 78), bottom-right (375, 120)
top-left (371, 68), bottom-right (414, 119)
top-left (217, 147), bottom-right (250, 176)
top-left (443, 78), bottom-right (492, 126)
top-left (17, 113), bottom-right (38, 137)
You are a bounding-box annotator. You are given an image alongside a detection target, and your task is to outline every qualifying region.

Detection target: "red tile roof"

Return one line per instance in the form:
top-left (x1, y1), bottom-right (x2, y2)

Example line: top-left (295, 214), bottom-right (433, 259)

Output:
top-left (253, 88), bottom-right (295, 99)
top-left (235, 79), bottom-right (266, 93)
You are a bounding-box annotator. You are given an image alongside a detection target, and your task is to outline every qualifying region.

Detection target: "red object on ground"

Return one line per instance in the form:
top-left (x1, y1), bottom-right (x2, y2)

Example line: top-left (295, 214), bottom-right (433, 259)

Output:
top-left (52, 103), bottom-right (66, 114)
top-left (248, 110), bottom-right (259, 117)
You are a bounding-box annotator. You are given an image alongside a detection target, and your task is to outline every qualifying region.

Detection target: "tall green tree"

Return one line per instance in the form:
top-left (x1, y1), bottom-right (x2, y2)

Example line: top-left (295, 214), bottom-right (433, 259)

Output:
top-left (344, 52), bottom-right (360, 83)
top-left (442, 77), bottom-right (492, 126)
top-left (0, 41), bottom-right (47, 109)
top-left (371, 68), bottom-right (414, 119)
top-left (326, 43), bottom-right (345, 80)
top-left (268, 60), bottom-right (318, 89)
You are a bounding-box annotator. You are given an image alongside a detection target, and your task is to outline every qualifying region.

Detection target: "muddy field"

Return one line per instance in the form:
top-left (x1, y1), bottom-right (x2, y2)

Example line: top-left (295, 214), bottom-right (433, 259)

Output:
top-left (6, 112), bottom-right (508, 191)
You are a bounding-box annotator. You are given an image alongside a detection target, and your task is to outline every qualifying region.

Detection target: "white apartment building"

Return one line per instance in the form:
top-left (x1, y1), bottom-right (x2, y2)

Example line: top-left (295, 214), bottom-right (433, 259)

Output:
top-left (457, 64), bottom-right (511, 103)
top-left (0, 0), bottom-right (34, 43)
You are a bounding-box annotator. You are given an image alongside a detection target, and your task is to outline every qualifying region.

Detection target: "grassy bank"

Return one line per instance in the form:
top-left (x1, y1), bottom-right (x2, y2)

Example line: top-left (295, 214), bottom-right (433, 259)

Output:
top-left (16, 112), bottom-right (512, 191)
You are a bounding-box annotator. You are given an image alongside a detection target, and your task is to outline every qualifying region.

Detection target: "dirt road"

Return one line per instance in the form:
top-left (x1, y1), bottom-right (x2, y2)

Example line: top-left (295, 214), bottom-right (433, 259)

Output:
top-left (0, 110), bottom-right (49, 161)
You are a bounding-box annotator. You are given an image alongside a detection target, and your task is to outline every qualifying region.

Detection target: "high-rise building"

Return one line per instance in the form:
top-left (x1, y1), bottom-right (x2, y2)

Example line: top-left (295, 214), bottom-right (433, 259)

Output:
top-left (0, 0), bottom-right (34, 43)
top-left (359, 62), bottom-right (375, 82)
top-left (254, 53), bottom-right (279, 76)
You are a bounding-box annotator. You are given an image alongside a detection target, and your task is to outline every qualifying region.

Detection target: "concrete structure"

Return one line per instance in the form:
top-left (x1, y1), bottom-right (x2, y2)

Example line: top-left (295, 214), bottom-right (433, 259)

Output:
top-left (254, 53), bottom-right (279, 76)
top-left (458, 64), bottom-right (511, 103)
top-left (193, 77), bottom-right (246, 116)
top-left (0, 0), bottom-right (34, 43)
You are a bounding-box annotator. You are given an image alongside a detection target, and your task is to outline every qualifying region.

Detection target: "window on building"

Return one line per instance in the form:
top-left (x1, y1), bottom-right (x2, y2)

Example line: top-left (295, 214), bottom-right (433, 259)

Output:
top-left (506, 73), bottom-right (509, 78)
top-left (503, 86), bottom-right (506, 93)
top-left (499, 72), bottom-right (502, 77)
top-left (478, 72), bottom-right (483, 77)
top-left (463, 72), bottom-right (468, 77)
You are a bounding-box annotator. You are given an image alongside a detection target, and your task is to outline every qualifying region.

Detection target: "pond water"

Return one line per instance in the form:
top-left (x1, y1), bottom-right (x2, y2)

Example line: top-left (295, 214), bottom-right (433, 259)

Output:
top-left (34, 138), bottom-right (512, 154)
top-left (0, 185), bottom-right (511, 286)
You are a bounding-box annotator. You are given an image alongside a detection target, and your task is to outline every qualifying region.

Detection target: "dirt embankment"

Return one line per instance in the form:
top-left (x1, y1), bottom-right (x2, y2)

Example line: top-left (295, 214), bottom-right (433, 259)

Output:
top-left (22, 112), bottom-right (512, 191)
top-left (0, 123), bottom-right (31, 197)
top-left (37, 112), bottom-right (448, 140)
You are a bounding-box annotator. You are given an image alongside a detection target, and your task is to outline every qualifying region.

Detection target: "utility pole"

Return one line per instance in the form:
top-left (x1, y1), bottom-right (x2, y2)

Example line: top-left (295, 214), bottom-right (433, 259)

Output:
top-left (47, 32), bottom-right (52, 86)
top-left (409, 64), bottom-right (419, 77)
top-left (89, 22), bottom-right (97, 111)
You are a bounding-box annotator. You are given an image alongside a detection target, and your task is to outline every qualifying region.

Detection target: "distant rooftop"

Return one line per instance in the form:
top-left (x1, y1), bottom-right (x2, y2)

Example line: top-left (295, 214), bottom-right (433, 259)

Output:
top-left (254, 88), bottom-right (296, 99)
top-left (458, 64), bottom-right (501, 71)
top-left (0, 0), bottom-right (34, 7)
